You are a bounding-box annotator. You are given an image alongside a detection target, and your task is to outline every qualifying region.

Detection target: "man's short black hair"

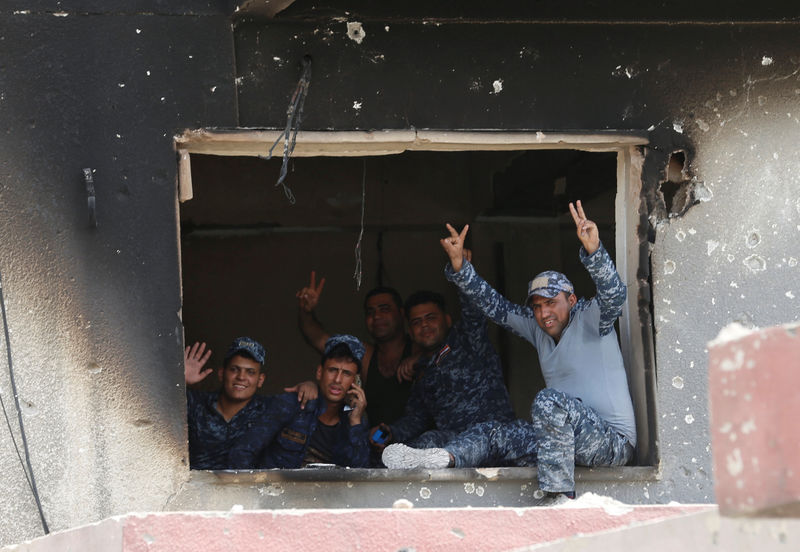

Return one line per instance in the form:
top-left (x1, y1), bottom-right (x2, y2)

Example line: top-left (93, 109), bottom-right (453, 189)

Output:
top-left (404, 290), bottom-right (447, 317)
top-left (321, 343), bottom-right (363, 374)
top-left (363, 286), bottom-right (403, 312)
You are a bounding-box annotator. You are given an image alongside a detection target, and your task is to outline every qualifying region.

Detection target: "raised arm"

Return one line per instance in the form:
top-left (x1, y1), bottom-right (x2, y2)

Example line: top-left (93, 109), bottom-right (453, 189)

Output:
top-left (570, 200), bottom-right (627, 335)
top-left (441, 224), bottom-right (537, 344)
top-left (440, 223), bottom-right (470, 272)
top-left (569, 200), bottom-right (600, 255)
top-left (296, 270), bottom-right (331, 353)
top-left (184, 341), bottom-right (213, 385)
top-left (341, 395), bottom-right (371, 467)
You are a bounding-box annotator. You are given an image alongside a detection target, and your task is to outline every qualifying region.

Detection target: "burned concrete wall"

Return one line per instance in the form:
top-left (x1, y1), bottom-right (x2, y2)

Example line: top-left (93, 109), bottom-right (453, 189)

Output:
top-left (0, 3), bottom-right (238, 546)
top-left (0, 0), bottom-right (799, 546)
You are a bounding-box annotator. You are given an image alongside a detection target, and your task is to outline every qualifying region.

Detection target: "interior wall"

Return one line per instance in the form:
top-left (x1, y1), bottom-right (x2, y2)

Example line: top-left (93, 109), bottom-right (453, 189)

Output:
top-left (181, 151), bottom-right (617, 418)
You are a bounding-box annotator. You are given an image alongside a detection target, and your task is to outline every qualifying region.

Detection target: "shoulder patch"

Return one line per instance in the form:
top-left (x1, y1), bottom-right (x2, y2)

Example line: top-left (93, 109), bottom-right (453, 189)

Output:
top-left (434, 344), bottom-right (451, 366)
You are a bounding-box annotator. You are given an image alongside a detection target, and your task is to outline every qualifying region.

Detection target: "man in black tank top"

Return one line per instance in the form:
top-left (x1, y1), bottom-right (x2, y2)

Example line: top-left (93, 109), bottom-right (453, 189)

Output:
top-left (297, 274), bottom-right (416, 430)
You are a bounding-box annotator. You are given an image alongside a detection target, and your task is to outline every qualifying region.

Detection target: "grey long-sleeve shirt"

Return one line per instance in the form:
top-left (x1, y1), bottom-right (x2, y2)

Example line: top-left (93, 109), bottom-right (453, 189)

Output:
top-left (446, 243), bottom-right (636, 445)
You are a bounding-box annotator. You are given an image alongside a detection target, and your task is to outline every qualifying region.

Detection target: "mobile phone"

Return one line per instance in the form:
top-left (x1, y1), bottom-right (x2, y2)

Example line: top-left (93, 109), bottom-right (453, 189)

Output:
top-left (344, 375), bottom-right (363, 411)
top-left (372, 428), bottom-right (388, 444)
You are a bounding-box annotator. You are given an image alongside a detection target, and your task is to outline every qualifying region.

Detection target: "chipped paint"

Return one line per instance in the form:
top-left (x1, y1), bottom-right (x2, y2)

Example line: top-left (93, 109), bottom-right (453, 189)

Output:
top-left (475, 468), bottom-right (501, 479)
top-left (726, 448), bottom-right (744, 476)
top-left (745, 230), bottom-right (761, 248)
top-left (743, 254), bottom-right (766, 272)
top-left (346, 22), bottom-right (366, 44)
top-left (258, 484), bottom-right (284, 497)
top-left (720, 350), bottom-right (745, 372)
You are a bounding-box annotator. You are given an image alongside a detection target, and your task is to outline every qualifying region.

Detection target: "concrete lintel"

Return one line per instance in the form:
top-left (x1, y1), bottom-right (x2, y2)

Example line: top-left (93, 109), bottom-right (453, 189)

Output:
top-left (174, 129), bottom-right (649, 158)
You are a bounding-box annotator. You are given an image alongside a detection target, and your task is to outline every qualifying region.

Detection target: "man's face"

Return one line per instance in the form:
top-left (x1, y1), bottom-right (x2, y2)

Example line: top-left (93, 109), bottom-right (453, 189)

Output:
top-left (316, 357), bottom-right (359, 406)
top-left (365, 293), bottom-right (404, 342)
top-left (218, 354), bottom-right (265, 403)
top-left (530, 292), bottom-right (577, 341)
top-left (407, 302), bottom-right (451, 352)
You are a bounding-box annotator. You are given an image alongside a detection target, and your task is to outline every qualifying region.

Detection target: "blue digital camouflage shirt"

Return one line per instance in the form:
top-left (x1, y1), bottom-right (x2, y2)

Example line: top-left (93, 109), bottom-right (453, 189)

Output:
top-left (186, 390), bottom-right (271, 470)
top-left (445, 242), bottom-right (636, 445)
top-left (388, 290), bottom-right (516, 444)
top-left (227, 392), bottom-right (370, 469)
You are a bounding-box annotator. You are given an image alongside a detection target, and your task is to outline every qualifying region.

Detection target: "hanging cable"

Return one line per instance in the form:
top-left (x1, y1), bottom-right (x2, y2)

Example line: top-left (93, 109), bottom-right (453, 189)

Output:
top-left (0, 268), bottom-right (49, 534)
top-left (260, 55), bottom-right (312, 205)
top-left (353, 159), bottom-right (366, 290)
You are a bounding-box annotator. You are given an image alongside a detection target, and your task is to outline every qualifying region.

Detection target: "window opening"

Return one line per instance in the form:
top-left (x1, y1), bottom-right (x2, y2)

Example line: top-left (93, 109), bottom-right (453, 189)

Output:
top-left (176, 130), bottom-right (654, 471)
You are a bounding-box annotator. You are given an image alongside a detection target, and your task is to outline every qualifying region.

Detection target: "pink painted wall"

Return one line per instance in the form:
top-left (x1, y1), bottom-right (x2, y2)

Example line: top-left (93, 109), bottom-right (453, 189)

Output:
top-left (709, 322), bottom-right (800, 516)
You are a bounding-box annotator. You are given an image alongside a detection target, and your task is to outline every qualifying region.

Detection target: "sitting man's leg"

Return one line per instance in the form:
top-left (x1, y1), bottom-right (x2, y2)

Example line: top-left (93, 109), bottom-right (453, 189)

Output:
top-left (407, 429), bottom-right (458, 449)
top-left (383, 420), bottom-right (536, 469)
top-left (532, 388), bottom-right (634, 495)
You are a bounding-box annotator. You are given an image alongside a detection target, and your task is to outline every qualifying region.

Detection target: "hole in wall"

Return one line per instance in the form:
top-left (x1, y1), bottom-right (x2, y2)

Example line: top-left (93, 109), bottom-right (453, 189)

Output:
top-left (660, 150), bottom-right (697, 217)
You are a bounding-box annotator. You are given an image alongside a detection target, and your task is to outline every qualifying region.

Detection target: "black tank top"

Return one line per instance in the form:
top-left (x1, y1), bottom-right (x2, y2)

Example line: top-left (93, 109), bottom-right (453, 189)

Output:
top-left (364, 339), bottom-right (413, 426)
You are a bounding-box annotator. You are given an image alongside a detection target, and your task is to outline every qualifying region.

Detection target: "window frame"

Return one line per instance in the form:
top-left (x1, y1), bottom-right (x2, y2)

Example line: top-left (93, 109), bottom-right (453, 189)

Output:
top-left (175, 128), bottom-right (656, 468)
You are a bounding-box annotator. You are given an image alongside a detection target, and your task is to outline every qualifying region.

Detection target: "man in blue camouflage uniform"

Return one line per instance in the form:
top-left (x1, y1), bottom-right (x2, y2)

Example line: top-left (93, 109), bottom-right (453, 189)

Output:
top-left (185, 337), bottom-right (318, 470)
top-left (228, 335), bottom-right (370, 469)
top-left (374, 284), bottom-right (516, 451)
top-left (383, 201), bottom-right (635, 499)
top-left (185, 337), bottom-right (271, 470)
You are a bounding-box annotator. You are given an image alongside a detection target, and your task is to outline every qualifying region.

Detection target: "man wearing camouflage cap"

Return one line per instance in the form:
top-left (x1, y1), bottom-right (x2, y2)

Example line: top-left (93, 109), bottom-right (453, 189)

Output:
top-left (383, 201), bottom-right (635, 500)
top-left (228, 334), bottom-right (370, 469)
top-left (184, 337), bottom-right (319, 470)
top-left (184, 337), bottom-right (270, 470)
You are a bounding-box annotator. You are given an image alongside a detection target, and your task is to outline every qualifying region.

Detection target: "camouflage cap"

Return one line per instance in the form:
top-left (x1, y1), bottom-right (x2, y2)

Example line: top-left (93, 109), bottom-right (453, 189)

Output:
top-left (224, 336), bottom-right (266, 365)
top-left (324, 334), bottom-right (366, 362)
top-left (526, 271), bottom-right (575, 301)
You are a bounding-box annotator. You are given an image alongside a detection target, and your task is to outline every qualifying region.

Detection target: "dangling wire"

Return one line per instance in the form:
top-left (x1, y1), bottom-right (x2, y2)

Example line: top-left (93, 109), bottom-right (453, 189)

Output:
top-left (261, 55), bottom-right (312, 205)
top-left (0, 268), bottom-right (49, 534)
top-left (353, 159), bottom-right (366, 290)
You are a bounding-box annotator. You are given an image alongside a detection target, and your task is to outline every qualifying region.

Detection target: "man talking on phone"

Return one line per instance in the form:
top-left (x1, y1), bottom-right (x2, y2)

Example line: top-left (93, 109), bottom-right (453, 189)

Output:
top-left (228, 335), bottom-right (370, 469)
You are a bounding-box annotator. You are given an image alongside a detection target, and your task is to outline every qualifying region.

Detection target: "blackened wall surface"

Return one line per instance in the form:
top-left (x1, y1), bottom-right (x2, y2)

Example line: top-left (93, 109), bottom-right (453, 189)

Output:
top-left (1, 0), bottom-right (799, 546)
top-left (0, 2), bottom-right (231, 15)
top-left (273, 1), bottom-right (800, 22)
top-left (0, 9), bottom-right (236, 546)
top-left (235, 20), bottom-right (798, 133)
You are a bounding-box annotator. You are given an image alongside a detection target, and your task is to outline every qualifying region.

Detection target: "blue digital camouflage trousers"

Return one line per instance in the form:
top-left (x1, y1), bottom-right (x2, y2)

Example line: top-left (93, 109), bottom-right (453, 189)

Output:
top-left (533, 388), bottom-right (634, 492)
top-left (445, 419), bottom-right (537, 468)
top-left (408, 429), bottom-right (460, 448)
top-left (442, 388), bottom-right (633, 491)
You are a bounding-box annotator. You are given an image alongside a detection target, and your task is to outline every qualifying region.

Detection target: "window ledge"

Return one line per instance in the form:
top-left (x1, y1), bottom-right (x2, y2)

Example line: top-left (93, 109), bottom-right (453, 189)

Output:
top-left (198, 465), bottom-right (661, 484)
